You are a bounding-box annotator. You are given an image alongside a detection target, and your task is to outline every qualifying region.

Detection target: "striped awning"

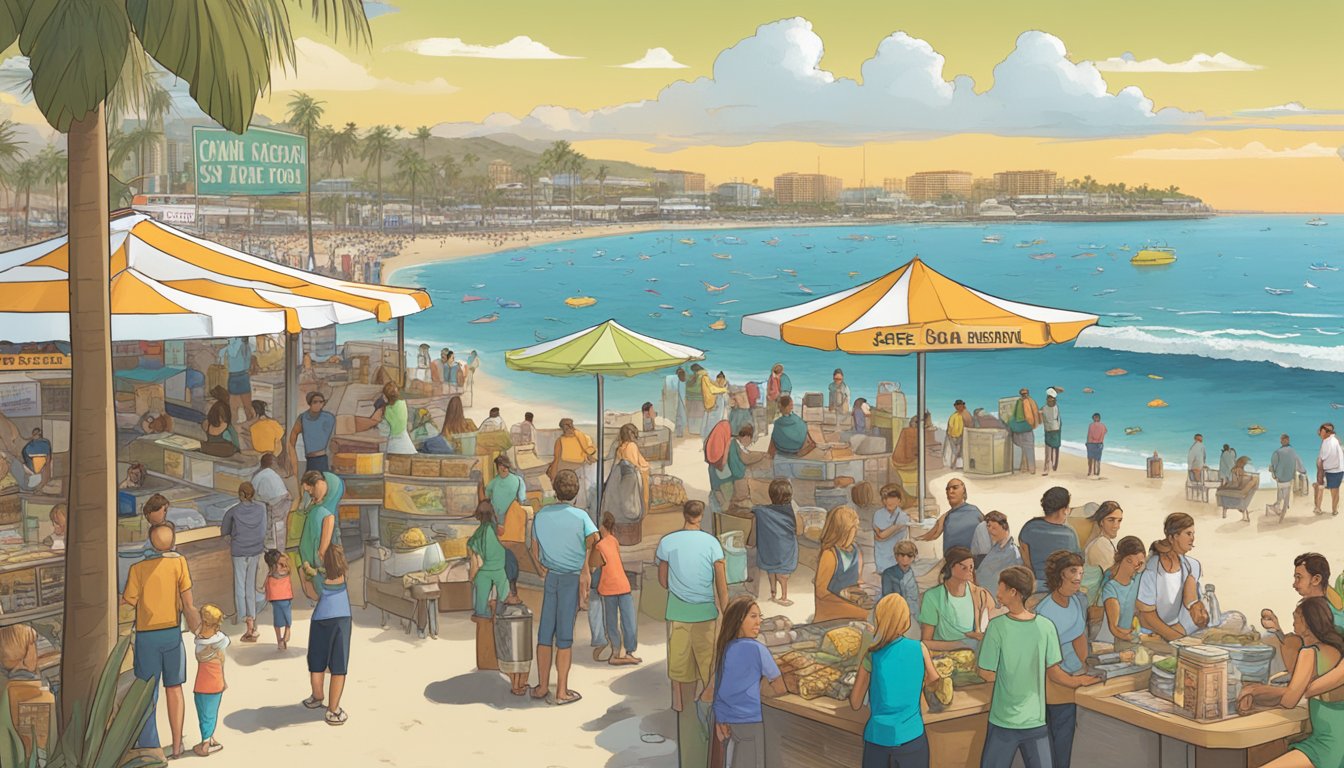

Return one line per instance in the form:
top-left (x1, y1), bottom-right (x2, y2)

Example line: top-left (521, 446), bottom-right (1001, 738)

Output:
top-left (0, 212), bottom-right (431, 342)
top-left (741, 257), bottom-right (1098, 354)
top-left (506, 319), bottom-right (705, 377)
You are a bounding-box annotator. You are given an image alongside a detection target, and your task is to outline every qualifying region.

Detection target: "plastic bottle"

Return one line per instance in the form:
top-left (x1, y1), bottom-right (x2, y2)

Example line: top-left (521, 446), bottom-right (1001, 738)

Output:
top-left (1202, 584), bottom-right (1223, 627)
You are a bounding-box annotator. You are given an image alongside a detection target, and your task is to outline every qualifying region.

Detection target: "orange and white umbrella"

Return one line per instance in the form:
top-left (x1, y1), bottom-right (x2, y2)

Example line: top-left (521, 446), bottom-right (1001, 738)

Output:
top-left (0, 212), bottom-right (431, 341)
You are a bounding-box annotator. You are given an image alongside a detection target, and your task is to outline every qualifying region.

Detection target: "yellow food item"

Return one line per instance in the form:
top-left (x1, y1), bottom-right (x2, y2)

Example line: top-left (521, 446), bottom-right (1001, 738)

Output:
top-left (799, 667), bottom-right (842, 699)
top-left (935, 675), bottom-right (954, 706)
top-left (932, 657), bottom-right (956, 677)
top-left (824, 627), bottom-right (863, 659)
top-left (804, 526), bottom-right (823, 542)
top-left (946, 650), bottom-right (977, 673)
top-left (398, 527), bottom-right (429, 549)
top-left (439, 537), bottom-right (468, 560)
top-left (1203, 629), bottom-right (1261, 646)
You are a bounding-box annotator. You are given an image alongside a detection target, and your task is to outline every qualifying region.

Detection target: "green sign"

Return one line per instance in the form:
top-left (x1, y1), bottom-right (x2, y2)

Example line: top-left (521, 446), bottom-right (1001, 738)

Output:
top-left (192, 126), bottom-right (307, 196)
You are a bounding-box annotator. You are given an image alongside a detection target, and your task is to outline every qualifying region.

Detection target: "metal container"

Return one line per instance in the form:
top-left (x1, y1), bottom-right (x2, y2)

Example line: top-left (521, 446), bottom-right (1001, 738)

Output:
top-left (493, 603), bottom-right (534, 674)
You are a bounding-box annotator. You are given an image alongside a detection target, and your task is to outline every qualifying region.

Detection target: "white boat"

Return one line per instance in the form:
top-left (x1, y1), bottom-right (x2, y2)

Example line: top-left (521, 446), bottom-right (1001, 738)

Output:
top-left (1264, 287), bottom-right (1294, 296)
top-left (1305, 280), bottom-right (1319, 289)
top-left (1310, 262), bottom-right (1339, 271)
top-left (1307, 218), bottom-right (1328, 226)
top-left (982, 234), bottom-right (1002, 244)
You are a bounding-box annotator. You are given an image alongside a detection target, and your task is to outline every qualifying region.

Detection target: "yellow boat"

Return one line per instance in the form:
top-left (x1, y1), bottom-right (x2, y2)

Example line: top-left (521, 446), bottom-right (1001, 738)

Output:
top-left (1147, 399), bottom-right (1168, 408)
top-left (709, 319), bottom-right (726, 330)
top-left (1248, 425), bottom-right (1266, 436)
top-left (564, 296), bottom-right (597, 308)
top-left (1147, 374), bottom-right (1163, 380)
top-left (1132, 247), bottom-right (1177, 266)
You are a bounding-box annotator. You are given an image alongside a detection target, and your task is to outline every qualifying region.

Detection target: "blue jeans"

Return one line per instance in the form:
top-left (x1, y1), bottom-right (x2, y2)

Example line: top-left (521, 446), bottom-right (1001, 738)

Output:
top-left (863, 732), bottom-right (930, 768)
top-left (587, 570), bottom-right (605, 647)
top-left (980, 723), bottom-right (1052, 768)
top-left (602, 592), bottom-right (638, 655)
top-left (232, 554), bottom-right (260, 620)
top-left (1046, 703), bottom-right (1076, 768)
top-left (537, 571), bottom-right (580, 649)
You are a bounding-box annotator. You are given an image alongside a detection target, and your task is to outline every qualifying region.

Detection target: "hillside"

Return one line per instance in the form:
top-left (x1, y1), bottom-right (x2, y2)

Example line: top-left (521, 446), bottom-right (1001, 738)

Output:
top-left (418, 135), bottom-right (656, 181)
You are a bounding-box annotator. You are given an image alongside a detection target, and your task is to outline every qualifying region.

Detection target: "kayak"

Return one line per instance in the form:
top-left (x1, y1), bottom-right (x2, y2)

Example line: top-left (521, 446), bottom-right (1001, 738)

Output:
top-left (565, 296), bottom-right (597, 308)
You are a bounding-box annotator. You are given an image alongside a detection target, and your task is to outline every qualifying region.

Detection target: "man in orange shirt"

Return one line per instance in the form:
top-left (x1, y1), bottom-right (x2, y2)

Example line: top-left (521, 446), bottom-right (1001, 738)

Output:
top-left (122, 524), bottom-right (202, 758)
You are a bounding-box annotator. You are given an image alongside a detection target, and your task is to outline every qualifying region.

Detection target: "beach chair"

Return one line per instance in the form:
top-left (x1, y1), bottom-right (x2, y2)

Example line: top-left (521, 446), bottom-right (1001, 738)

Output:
top-left (1217, 472), bottom-right (1260, 522)
top-left (1185, 471), bottom-right (1210, 503)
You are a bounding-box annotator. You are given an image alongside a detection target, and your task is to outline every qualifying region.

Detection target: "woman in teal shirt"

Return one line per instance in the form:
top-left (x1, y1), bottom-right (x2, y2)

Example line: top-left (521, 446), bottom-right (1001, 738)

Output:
top-left (850, 593), bottom-right (939, 768)
top-left (299, 470), bottom-right (344, 598)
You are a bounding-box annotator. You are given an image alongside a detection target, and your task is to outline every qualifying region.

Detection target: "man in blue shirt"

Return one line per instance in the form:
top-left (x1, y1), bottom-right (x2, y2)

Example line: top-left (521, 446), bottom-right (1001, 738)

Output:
top-left (531, 469), bottom-right (598, 706)
top-left (916, 478), bottom-right (983, 555)
top-left (1269, 433), bottom-right (1306, 519)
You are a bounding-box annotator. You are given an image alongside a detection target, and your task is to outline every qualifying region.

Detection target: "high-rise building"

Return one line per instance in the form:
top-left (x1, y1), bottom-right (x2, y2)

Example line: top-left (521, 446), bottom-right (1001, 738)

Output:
top-left (904, 171), bottom-right (972, 201)
top-left (488, 159), bottom-right (516, 186)
top-left (714, 182), bottom-right (762, 207)
top-left (654, 170), bottom-right (706, 194)
top-left (773, 172), bottom-right (843, 204)
top-left (994, 169), bottom-right (1058, 198)
top-left (882, 177), bottom-right (905, 194)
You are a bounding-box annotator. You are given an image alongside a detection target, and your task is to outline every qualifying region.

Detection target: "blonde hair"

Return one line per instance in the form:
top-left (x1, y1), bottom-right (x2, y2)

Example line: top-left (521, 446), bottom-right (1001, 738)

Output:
top-left (200, 603), bottom-right (224, 628)
top-left (870, 594), bottom-right (911, 652)
top-left (818, 505), bottom-right (859, 553)
top-left (894, 540), bottom-right (919, 558)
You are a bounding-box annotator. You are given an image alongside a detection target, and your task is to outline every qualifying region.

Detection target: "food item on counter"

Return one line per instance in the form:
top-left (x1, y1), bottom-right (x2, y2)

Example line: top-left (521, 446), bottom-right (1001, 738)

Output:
top-left (823, 627), bottom-right (863, 660)
top-left (1201, 629), bottom-right (1262, 646)
top-left (1134, 646), bottom-right (1152, 666)
top-left (944, 649), bottom-right (977, 673)
top-left (776, 651), bottom-right (812, 671)
top-left (932, 656), bottom-right (956, 678)
top-left (761, 616), bottom-right (793, 634)
top-left (1154, 656), bottom-right (1178, 674)
top-left (762, 629), bottom-right (799, 648)
top-left (934, 675), bottom-right (954, 706)
top-left (397, 527), bottom-right (429, 549)
top-left (799, 667), bottom-right (843, 699)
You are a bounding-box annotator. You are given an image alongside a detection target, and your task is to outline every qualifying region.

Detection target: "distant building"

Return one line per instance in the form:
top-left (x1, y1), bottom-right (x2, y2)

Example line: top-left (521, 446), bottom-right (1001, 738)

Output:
top-left (838, 187), bottom-right (884, 206)
top-left (905, 170), bottom-right (972, 201)
top-left (773, 172), bottom-right (843, 204)
top-left (654, 170), bottom-right (707, 195)
top-left (488, 159), bottom-right (517, 186)
top-left (715, 182), bottom-right (762, 207)
top-left (994, 169), bottom-right (1058, 198)
top-left (882, 177), bottom-right (905, 194)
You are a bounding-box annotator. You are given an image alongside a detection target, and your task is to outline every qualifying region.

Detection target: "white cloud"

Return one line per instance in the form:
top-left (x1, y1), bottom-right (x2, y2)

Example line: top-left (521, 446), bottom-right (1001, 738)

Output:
top-left (1119, 142), bottom-right (1340, 161)
top-left (396, 36), bottom-right (580, 60)
top-left (616, 48), bottom-right (689, 69)
top-left (272, 38), bottom-right (457, 94)
top-left (430, 20), bottom-right (1199, 146)
top-left (1092, 51), bottom-right (1261, 73)
top-left (1236, 101), bottom-right (1344, 117)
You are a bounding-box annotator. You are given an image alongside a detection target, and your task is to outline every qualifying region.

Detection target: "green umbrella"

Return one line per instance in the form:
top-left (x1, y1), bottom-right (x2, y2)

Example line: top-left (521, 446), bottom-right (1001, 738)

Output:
top-left (506, 319), bottom-right (705, 514)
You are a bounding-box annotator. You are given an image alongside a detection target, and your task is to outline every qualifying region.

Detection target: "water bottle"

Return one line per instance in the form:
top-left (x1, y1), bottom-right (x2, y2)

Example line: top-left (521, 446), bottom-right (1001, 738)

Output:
top-left (1202, 584), bottom-right (1223, 627)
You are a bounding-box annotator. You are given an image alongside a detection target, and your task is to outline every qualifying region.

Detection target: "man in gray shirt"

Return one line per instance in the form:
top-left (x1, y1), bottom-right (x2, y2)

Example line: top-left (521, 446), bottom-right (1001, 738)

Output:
top-left (1187, 433), bottom-right (1207, 483)
top-left (221, 482), bottom-right (268, 641)
top-left (1269, 434), bottom-right (1306, 519)
top-left (252, 452), bottom-right (293, 550)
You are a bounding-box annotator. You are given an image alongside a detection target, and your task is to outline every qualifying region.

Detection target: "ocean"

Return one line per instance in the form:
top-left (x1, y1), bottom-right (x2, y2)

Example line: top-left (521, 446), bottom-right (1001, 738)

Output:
top-left (360, 214), bottom-right (1343, 470)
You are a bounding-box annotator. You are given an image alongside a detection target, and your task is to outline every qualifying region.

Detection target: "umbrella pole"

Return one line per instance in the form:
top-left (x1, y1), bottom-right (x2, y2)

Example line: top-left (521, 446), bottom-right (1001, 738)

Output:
top-left (285, 332), bottom-right (300, 471)
top-left (595, 373), bottom-right (604, 520)
top-left (917, 352), bottom-right (927, 521)
top-left (397, 316), bottom-right (406, 388)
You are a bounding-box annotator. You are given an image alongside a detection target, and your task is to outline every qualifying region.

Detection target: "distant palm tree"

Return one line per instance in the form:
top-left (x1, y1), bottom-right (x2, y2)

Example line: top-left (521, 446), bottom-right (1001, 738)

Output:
top-left (38, 144), bottom-right (67, 226)
top-left (567, 151), bottom-right (587, 222)
top-left (11, 158), bottom-right (41, 240)
top-left (518, 163), bottom-right (539, 223)
top-left (124, 122), bottom-right (161, 192)
top-left (286, 92), bottom-right (326, 268)
top-left (0, 120), bottom-right (27, 231)
top-left (362, 125), bottom-right (397, 227)
top-left (461, 151), bottom-right (479, 175)
top-left (414, 125), bottom-right (433, 159)
top-left (595, 164), bottom-right (608, 208)
top-left (396, 147), bottom-right (430, 234)
top-left (327, 122), bottom-right (359, 177)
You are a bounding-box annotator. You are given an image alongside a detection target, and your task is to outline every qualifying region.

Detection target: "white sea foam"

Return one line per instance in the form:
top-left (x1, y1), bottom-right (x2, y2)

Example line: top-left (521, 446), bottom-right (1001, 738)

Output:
top-left (1075, 325), bottom-right (1344, 373)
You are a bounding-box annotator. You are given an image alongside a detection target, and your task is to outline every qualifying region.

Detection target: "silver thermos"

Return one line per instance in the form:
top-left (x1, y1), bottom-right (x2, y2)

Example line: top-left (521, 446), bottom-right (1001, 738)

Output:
top-left (493, 603), bottom-right (534, 674)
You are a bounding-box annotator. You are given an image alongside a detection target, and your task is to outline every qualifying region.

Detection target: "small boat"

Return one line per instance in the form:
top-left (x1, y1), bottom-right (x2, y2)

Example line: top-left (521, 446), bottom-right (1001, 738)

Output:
top-left (639, 254), bottom-right (651, 260)
top-left (1131, 247), bottom-right (1176, 266)
top-left (847, 271), bottom-right (860, 278)
top-left (646, 277), bottom-right (659, 282)
top-left (658, 304), bottom-right (674, 309)
top-left (780, 268), bottom-right (797, 277)
top-left (648, 312), bottom-right (662, 318)
top-left (1119, 245), bottom-right (1131, 251)
top-left (678, 238), bottom-right (696, 246)
top-left (1029, 252), bottom-right (1056, 260)
top-left (1124, 427), bottom-right (1143, 436)
top-left (496, 298), bottom-right (522, 308)
top-left (594, 249), bottom-right (606, 256)
top-left (702, 281), bottom-right (730, 293)
top-left (886, 235), bottom-right (902, 241)
top-left (1031, 239), bottom-right (1046, 245)
top-left (982, 234), bottom-right (1002, 244)
top-left (1072, 252), bottom-right (1097, 259)
top-left (1082, 387), bottom-right (1095, 394)
top-left (645, 288), bottom-right (661, 295)
top-left (709, 319), bottom-right (727, 330)
top-left (763, 238), bottom-right (780, 246)
top-left (1014, 241), bottom-right (1033, 248)
top-left (1147, 374), bottom-right (1163, 380)
top-left (462, 294), bottom-right (486, 302)
top-left (469, 312), bottom-right (499, 324)
top-left (681, 309), bottom-right (693, 317)
top-left (510, 256), bottom-right (526, 262)
top-left (713, 253), bottom-right (732, 260)
top-left (1147, 399), bottom-right (1168, 408)
top-left (1094, 288), bottom-right (1117, 297)
top-left (1081, 243), bottom-right (1106, 250)
top-left (718, 299), bottom-right (739, 305)
top-left (564, 296), bottom-right (597, 308)
top-left (1332, 403), bottom-right (1343, 409)
top-left (1095, 266), bottom-right (1105, 273)
top-left (798, 284), bottom-right (814, 295)
top-left (1310, 262), bottom-right (1339, 271)
top-left (803, 244), bottom-right (814, 250)
top-left (1247, 425), bottom-right (1266, 436)
top-left (471, 283), bottom-right (486, 289)
top-left (1106, 368), bottom-right (1128, 376)
top-left (1305, 281), bottom-right (1319, 289)
top-left (1264, 287), bottom-right (1294, 296)
top-left (1307, 218), bottom-right (1328, 226)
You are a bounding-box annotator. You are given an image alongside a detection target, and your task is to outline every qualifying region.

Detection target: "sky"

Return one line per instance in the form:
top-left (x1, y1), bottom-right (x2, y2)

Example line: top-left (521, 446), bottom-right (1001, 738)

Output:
top-left (1, 0), bottom-right (1341, 211)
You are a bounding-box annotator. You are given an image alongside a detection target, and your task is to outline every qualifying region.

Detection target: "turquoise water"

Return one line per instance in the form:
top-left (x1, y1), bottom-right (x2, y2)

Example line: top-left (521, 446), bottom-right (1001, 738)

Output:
top-left (365, 215), bottom-right (1343, 469)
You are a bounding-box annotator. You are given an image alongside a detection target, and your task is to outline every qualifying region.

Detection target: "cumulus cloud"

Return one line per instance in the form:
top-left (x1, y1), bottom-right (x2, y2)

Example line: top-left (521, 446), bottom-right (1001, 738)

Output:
top-left (616, 48), bottom-right (689, 69)
top-left (429, 20), bottom-right (1200, 147)
top-left (1236, 101), bottom-right (1344, 117)
top-left (1119, 142), bottom-right (1340, 161)
top-left (272, 38), bottom-right (457, 94)
top-left (1092, 51), bottom-right (1261, 73)
top-left (396, 36), bottom-right (580, 60)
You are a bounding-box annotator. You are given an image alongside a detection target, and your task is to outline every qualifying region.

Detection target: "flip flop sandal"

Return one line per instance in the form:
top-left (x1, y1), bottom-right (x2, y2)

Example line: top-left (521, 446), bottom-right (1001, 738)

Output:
top-left (325, 709), bottom-right (348, 726)
top-left (302, 696), bottom-right (325, 709)
top-left (550, 691), bottom-right (583, 706)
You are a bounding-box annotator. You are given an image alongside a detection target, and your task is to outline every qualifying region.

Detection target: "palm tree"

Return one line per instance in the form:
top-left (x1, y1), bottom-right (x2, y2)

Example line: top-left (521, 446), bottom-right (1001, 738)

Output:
top-left (2, 1), bottom-right (370, 733)
top-left (327, 122), bottom-right (359, 178)
top-left (433, 154), bottom-right (460, 219)
top-left (286, 92), bottom-right (325, 269)
top-left (38, 144), bottom-right (67, 227)
top-left (124, 122), bottom-right (161, 191)
top-left (395, 147), bottom-right (430, 234)
top-left (518, 163), bottom-right (539, 223)
top-left (567, 151), bottom-right (586, 222)
top-left (595, 164), bottom-right (608, 210)
top-left (461, 151), bottom-right (479, 176)
top-left (11, 158), bottom-right (41, 240)
top-left (0, 120), bottom-right (27, 231)
top-left (414, 125), bottom-right (432, 159)
top-left (361, 124), bottom-right (396, 228)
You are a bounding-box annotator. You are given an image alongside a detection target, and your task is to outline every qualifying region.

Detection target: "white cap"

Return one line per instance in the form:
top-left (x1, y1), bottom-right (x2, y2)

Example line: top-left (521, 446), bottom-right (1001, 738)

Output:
top-left (1045, 387), bottom-right (1059, 398)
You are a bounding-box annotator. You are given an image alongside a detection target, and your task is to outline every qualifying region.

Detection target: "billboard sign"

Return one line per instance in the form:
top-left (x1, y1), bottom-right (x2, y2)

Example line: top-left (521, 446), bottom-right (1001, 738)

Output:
top-left (193, 126), bottom-right (307, 196)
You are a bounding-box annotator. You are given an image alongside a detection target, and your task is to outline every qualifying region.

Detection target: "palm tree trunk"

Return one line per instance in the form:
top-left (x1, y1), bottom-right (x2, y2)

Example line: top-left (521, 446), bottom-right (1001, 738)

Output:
top-left (60, 105), bottom-right (117, 729)
top-left (377, 158), bottom-right (384, 229)
top-left (24, 189), bottom-right (30, 240)
top-left (305, 129), bottom-right (315, 270)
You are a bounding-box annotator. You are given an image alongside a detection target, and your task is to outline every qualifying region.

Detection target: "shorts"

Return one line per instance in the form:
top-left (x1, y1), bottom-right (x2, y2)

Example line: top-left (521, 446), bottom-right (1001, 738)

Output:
top-left (1327, 471), bottom-right (1343, 490)
top-left (272, 599), bottom-right (292, 628)
top-left (308, 616), bottom-right (352, 675)
top-left (537, 571), bottom-right (580, 649)
top-left (133, 627), bottom-right (187, 688)
top-left (226, 370), bottom-right (251, 395)
top-left (667, 620), bottom-right (715, 684)
top-left (1044, 430), bottom-right (1061, 449)
top-left (305, 454), bottom-right (330, 473)
top-left (1086, 442), bottom-right (1103, 461)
